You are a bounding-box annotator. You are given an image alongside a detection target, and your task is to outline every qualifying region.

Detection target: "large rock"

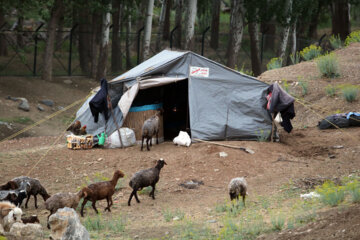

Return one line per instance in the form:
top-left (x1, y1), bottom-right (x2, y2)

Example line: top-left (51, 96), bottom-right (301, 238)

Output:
top-left (5, 222), bottom-right (43, 240)
top-left (49, 207), bottom-right (89, 240)
top-left (39, 99), bottom-right (54, 107)
top-left (17, 98), bottom-right (30, 111)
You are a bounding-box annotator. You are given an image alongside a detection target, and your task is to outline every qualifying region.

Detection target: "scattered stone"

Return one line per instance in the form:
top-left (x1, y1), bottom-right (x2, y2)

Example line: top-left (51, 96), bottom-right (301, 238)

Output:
top-left (173, 216), bottom-right (180, 221)
top-left (134, 235), bottom-right (139, 239)
top-left (175, 178), bottom-right (180, 181)
top-left (332, 145), bottom-right (344, 149)
top-left (208, 219), bottom-right (217, 223)
top-left (214, 169), bottom-right (219, 172)
top-left (0, 121), bottom-right (13, 130)
top-left (57, 106), bottom-right (64, 111)
top-left (63, 79), bottom-right (73, 84)
top-left (219, 152), bottom-right (228, 158)
top-left (18, 98), bottom-right (30, 111)
top-left (37, 105), bottom-right (44, 111)
top-left (97, 158), bottom-right (103, 161)
top-left (6, 95), bottom-right (18, 101)
top-left (40, 99), bottom-right (54, 107)
top-left (328, 154), bottom-right (336, 159)
top-left (49, 207), bottom-right (89, 240)
top-left (179, 179), bottom-right (204, 189)
top-left (5, 222), bottom-right (43, 240)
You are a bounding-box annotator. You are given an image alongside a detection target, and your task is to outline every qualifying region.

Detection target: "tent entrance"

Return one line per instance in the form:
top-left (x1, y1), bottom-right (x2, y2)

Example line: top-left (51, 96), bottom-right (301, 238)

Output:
top-left (130, 79), bottom-right (189, 141)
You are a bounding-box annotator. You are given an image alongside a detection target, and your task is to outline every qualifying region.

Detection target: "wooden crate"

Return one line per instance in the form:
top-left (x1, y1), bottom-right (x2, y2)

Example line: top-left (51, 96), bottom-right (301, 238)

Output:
top-left (66, 135), bottom-right (94, 150)
top-left (122, 107), bottom-right (164, 143)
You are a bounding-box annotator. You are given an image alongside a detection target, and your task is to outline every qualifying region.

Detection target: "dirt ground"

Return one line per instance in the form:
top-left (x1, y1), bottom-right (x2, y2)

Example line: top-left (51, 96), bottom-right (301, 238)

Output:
top-left (0, 44), bottom-right (360, 239)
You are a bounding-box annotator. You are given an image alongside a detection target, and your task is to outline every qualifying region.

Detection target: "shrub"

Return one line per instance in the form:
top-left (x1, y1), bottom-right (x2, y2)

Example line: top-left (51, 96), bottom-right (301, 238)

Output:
top-left (290, 52), bottom-right (300, 65)
top-left (267, 57), bottom-right (283, 70)
top-left (270, 212), bottom-right (285, 231)
top-left (299, 81), bottom-right (308, 96)
top-left (316, 53), bottom-right (340, 78)
top-left (329, 35), bottom-right (342, 49)
top-left (162, 209), bottom-right (185, 222)
top-left (341, 85), bottom-right (358, 102)
top-left (325, 85), bottom-right (337, 97)
top-left (300, 44), bottom-right (322, 61)
top-left (345, 180), bottom-right (360, 203)
top-left (316, 181), bottom-right (345, 207)
top-left (345, 30), bottom-right (360, 46)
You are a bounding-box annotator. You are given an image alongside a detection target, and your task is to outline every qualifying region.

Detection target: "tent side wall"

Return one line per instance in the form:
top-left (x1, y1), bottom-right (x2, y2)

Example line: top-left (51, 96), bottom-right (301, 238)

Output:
top-left (188, 55), bottom-right (272, 141)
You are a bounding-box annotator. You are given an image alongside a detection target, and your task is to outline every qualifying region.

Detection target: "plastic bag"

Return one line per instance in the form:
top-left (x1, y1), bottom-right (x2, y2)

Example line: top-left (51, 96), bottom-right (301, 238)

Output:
top-left (106, 128), bottom-right (136, 148)
top-left (173, 131), bottom-right (191, 147)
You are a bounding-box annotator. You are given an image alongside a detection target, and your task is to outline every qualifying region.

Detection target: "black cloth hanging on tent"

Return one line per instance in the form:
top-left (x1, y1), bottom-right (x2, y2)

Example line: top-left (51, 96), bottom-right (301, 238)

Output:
top-left (89, 78), bottom-right (109, 123)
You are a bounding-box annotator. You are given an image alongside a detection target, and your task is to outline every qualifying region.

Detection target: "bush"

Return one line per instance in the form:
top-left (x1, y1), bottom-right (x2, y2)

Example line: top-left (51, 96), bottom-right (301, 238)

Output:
top-left (346, 180), bottom-right (360, 203)
top-left (299, 81), bottom-right (308, 96)
top-left (290, 52), bottom-right (300, 65)
top-left (345, 30), bottom-right (360, 46)
top-left (341, 85), bottom-right (358, 102)
top-left (270, 212), bottom-right (285, 231)
top-left (316, 53), bottom-right (340, 78)
top-left (316, 181), bottom-right (345, 207)
top-left (329, 35), bottom-right (342, 49)
top-left (325, 85), bottom-right (337, 97)
top-left (300, 45), bottom-right (322, 61)
top-left (267, 57), bottom-right (283, 70)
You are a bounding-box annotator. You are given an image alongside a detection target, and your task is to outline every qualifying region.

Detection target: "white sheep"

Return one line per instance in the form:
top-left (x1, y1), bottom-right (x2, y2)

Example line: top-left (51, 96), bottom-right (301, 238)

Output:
top-left (0, 201), bottom-right (23, 232)
top-left (228, 177), bottom-right (248, 206)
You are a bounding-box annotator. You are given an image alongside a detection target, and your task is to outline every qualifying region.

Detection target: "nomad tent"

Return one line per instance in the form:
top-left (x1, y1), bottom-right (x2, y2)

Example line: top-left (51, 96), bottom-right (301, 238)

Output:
top-left (75, 49), bottom-right (273, 141)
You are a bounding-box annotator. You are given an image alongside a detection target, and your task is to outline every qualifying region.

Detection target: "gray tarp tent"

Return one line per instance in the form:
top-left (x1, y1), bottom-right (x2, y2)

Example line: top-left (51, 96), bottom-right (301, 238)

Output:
top-left (75, 49), bottom-right (273, 141)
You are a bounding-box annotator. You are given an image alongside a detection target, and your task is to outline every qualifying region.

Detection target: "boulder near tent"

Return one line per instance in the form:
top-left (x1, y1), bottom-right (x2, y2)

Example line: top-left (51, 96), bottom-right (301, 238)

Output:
top-left (75, 49), bottom-right (273, 142)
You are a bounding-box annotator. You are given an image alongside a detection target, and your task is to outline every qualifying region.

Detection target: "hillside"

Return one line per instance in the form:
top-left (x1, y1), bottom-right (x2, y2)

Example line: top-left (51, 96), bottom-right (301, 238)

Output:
top-left (0, 44), bottom-right (360, 239)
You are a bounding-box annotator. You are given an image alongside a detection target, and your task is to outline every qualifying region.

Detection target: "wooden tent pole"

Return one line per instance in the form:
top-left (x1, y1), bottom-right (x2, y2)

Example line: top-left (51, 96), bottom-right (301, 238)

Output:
top-left (193, 138), bottom-right (254, 154)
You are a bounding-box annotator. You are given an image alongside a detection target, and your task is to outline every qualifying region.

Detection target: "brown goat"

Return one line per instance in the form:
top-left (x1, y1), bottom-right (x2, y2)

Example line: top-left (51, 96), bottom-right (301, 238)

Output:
top-left (80, 170), bottom-right (124, 217)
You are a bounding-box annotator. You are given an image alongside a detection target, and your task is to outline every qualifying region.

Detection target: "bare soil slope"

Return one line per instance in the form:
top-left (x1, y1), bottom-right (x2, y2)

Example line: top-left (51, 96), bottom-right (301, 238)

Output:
top-left (0, 44), bottom-right (360, 239)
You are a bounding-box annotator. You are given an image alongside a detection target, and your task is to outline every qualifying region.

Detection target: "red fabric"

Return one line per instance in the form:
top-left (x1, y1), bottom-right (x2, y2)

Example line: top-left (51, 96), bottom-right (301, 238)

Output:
top-left (266, 92), bottom-right (272, 110)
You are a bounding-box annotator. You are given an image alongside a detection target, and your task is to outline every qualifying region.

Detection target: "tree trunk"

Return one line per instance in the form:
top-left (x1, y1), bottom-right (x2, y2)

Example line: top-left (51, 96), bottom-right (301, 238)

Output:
top-left (163, 0), bottom-right (172, 40)
top-left (184, 0), bottom-right (197, 50)
top-left (78, 7), bottom-right (92, 74)
top-left (0, 8), bottom-right (8, 56)
top-left (111, 0), bottom-right (122, 73)
top-left (55, 15), bottom-right (64, 50)
top-left (174, 0), bottom-right (183, 49)
top-left (125, 7), bottom-right (132, 69)
top-left (210, 0), bottom-right (220, 49)
top-left (291, 20), bottom-right (297, 59)
top-left (308, 0), bottom-right (321, 39)
top-left (226, 0), bottom-right (245, 69)
top-left (96, 5), bottom-right (111, 81)
top-left (248, 22), bottom-right (262, 76)
top-left (278, 0), bottom-right (292, 61)
top-left (90, 13), bottom-right (101, 79)
top-left (15, 16), bottom-right (24, 48)
top-left (331, 0), bottom-right (350, 41)
top-left (41, 0), bottom-right (64, 81)
top-left (142, 0), bottom-right (154, 61)
top-left (156, 0), bottom-right (167, 52)
top-left (260, 21), bottom-right (276, 51)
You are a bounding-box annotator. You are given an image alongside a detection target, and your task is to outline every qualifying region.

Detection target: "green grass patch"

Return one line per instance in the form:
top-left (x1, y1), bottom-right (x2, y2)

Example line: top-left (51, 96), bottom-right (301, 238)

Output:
top-left (290, 52), bottom-right (300, 65)
top-left (325, 84), bottom-right (337, 97)
top-left (345, 180), bottom-right (360, 203)
top-left (0, 116), bottom-right (33, 125)
top-left (83, 214), bottom-right (126, 233)
top-left (162, 209), bottom-right (185, 222)
top-left (270, 212), bottom-right (286, 231)
top-left (316, 53), bottom-right (340, 78)
top-left (298, 80), bottom-right (309, 96)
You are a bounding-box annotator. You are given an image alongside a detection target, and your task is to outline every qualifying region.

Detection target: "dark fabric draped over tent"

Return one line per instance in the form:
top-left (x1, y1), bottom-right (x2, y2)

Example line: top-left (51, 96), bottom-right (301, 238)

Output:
top-left (75, 50), bottom-right (273, 141)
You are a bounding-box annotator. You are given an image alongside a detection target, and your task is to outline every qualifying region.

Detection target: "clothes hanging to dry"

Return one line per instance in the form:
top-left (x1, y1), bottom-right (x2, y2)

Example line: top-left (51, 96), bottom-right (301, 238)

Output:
top-left (89, 78), bottom-right (109, 123)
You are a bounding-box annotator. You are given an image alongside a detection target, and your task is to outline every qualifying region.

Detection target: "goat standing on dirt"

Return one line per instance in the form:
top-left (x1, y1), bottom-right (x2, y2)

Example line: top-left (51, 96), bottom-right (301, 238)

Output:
top-left (80, 170), bottom-right (124, 217)
top-left (141, 109), bottom-right (162, 151)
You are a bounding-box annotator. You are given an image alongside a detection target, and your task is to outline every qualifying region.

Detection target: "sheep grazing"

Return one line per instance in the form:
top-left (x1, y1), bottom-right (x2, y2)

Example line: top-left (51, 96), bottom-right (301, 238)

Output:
top-left (80, 170), bottom-right (124, 217)
top-left (10, 176), bottom-right (51, 209)
top-left (128, 158), bottom-right (167, 206)
top-left (45, 189), bottom-right (87, 229)
top-left (21, 215), bottom-right (40, 224)
top-left (0, 181), bottom-right (18, 190)
top-left (141, 109), bottom-right (163, 151)
top-left (228, 177), bottom-right (248, 206)
top-left (0, 201), bottom-right (22, 232)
